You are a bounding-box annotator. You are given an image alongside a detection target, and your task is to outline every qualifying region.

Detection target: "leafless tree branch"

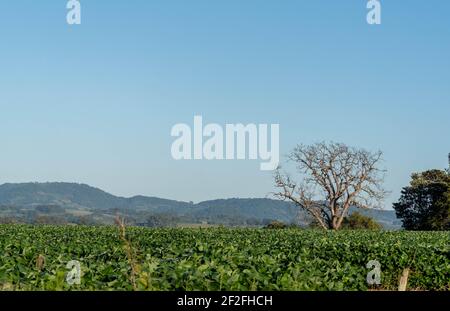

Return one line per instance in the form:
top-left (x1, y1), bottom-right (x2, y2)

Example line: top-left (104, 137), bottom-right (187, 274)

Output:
top-left (274, 142), bottom-right (387, 230)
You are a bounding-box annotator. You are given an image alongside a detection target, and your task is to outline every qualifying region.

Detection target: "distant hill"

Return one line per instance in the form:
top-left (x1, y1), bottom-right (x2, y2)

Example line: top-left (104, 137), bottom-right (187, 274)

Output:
top-left (0, 182), bottom-right (126, 209)
top-left (0, 182), bottom-right (400, 228)
top-left (0, 182), bottom-right (189, 211)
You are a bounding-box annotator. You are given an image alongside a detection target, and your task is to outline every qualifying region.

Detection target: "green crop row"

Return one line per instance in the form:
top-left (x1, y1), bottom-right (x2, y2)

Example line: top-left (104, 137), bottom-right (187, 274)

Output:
top-left (0, 225), bottom-right (448, 291)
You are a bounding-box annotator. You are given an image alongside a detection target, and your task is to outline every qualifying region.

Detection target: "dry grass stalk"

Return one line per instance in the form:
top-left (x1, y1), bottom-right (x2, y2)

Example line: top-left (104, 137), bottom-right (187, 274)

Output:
top-left (36, 254), bottom-right (46, 271)
top-left (115, 215), bottom-right (139, 290)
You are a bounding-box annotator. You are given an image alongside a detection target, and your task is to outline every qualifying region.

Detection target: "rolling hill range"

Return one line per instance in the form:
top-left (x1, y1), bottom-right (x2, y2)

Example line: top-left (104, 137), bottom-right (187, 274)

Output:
top-left (0, 182), bottom-right (401, 228)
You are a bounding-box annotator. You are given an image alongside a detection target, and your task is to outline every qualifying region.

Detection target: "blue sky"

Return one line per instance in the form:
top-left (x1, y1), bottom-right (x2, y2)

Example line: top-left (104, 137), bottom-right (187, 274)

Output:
top-left (0, 1), bottom-right (449, 207)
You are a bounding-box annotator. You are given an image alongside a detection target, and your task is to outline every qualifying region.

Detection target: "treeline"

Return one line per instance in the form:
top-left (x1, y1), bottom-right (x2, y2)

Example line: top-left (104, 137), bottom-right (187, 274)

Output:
top-left (393, 167), bottom-right (450, 230)
top-left (0, 206), bottom-right (300, 228)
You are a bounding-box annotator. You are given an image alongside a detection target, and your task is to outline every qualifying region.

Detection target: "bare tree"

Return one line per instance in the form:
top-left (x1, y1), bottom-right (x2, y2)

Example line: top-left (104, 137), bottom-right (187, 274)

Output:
top-left (274, 142), bottom-right (387, 230)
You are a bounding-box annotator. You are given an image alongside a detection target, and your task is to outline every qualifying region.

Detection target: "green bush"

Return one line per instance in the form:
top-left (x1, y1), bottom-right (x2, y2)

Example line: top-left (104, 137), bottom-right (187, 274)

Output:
top-left (264, 221), bottom-right (287, 229)
top-left (341, 212), bottom-right (382, 230)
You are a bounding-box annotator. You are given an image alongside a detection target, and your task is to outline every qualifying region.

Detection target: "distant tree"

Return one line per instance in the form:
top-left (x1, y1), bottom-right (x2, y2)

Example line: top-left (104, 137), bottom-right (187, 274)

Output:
top-left (341, 212), bottom-right (382, 230)
top-left (146, 215), bottom-right (164, 227)
top-left (393, 169), bottom-right (450, 230)
top-left (275, 142), bottom-right (386, 230)
top-left (145, 214), bottom-right (179, 227)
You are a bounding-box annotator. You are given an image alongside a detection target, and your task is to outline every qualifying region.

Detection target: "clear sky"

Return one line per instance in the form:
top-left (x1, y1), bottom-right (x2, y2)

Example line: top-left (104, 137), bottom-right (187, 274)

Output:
top-left (0, 1), bottom-right (449, 207)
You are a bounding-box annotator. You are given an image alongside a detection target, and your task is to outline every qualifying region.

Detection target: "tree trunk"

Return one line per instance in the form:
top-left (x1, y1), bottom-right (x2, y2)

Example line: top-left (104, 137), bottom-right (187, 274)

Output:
top-left (331, 215), bottom-right (340, 230)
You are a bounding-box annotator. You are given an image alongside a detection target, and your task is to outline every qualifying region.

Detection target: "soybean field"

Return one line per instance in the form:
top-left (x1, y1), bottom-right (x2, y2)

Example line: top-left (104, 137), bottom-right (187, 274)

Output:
top-left (0, 225), bottom-right (448, 291)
